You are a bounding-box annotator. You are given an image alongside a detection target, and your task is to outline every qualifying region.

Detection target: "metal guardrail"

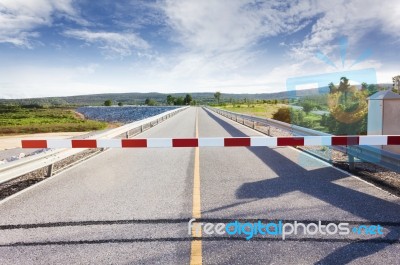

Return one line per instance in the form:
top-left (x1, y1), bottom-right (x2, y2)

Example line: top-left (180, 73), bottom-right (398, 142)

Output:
top-left (346, 145), bottom-right (400, 173)
top-left (0, 106), bottom-right (189, 185)
top-left (206, 107), bottom-right (400, 173)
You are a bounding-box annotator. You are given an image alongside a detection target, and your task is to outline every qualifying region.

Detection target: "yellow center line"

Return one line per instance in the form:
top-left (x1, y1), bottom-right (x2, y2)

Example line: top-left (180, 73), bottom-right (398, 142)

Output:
top-left (190, 107), bottom-right (202, 265)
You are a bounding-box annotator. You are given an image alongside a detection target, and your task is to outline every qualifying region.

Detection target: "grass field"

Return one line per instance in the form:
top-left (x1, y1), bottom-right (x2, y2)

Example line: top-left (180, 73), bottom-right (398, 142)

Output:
top-left (0, 106), bottom-right (108, 135)
top-left (218, 103), bottom-right (288, 118)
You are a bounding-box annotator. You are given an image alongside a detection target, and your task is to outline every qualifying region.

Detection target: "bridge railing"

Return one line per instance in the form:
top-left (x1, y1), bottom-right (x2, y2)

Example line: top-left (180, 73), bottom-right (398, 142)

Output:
top-left (0, 106), bottom-right (189, 185)
top-left (206, 106), bottom-right (400, 173)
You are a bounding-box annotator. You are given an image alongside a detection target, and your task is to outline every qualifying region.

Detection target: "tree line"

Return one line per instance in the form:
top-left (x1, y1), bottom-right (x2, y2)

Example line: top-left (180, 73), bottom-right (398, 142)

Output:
top-left (103, 94), bottom-right (196, 106)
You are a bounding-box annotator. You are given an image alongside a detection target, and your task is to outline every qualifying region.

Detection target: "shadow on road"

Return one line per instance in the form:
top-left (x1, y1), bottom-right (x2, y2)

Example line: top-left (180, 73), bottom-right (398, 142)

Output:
top-left (203, 108), bottom-right (400, 264)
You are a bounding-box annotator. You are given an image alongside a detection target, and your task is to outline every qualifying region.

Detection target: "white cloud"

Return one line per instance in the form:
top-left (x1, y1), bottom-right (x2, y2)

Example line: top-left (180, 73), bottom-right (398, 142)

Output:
top-left (145, 0), bottom-right (319, 92)
top-left (162, 0), bottom-right (311, 53)
top-left (64, 29), bottom-right (149, 58)
top-left (0, 0), bottom-right (82, 48)
top-left (290, 0), bottom-right (400, 60)
top-left (154, 0), bottom-right (400, 94)
top-left (161, 0), bottom-right (400, 74)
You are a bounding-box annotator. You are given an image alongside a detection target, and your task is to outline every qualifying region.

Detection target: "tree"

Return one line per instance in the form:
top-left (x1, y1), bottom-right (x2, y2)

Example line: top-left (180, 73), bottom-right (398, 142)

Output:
top-left (361, 82), bottom-right (368, 91)
top-left (327, 90), bottom-right (368, 132)
top-left (328, 82), bottom-right (338, 94)
top-left (175, 97), bottom-right (184, 105)
top-left (214, 91), bottom-right (221, 104)
top-left (184, 94), bottom-right (192, 105)
top-left (392, 75), bottom-right (400, 94)
top-left (325, 113), bottom-right (367, 135)
top-left (166, 95), bottom-right (175, 105)
top-left (338, 77), bottom-right (351, 93)
top-left (367, 84), bottom-right (378, 96)
top-left (326, 76), bottom-right (369, 135)
top-left (104, 100), bottom-right (112, 106)
top-left (118, 102), bottom-right (123, 106)
top-left (301, 101), bottom-right (314, 115)
top-left (145, 98), bottom-right (156, 106)
top-left (338, 76), bottom-right (352, 103)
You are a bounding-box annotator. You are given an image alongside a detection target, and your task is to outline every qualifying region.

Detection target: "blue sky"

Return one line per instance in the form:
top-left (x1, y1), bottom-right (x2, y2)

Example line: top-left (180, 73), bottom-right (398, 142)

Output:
top-left (0, 0), bottom-right (399, 98)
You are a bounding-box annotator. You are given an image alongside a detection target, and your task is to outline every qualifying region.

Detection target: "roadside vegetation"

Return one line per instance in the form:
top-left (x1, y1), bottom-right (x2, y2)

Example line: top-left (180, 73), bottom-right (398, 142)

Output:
top-left (0, 104), bottom-right (107, 135)
top-left (217, 101), bottom-right (326, 132)
top-left (213, 80), bottom-right (386, 135)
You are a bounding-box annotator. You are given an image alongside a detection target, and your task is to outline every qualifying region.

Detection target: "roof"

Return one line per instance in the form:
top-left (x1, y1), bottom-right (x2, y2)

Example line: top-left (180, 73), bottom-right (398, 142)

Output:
top-left (368, 90), bottom-right (400, 100)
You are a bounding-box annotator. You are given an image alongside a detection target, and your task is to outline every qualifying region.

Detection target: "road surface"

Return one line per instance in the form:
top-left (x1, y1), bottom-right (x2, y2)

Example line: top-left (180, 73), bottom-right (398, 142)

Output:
top-left (0, 107), bottom-right (399, 264)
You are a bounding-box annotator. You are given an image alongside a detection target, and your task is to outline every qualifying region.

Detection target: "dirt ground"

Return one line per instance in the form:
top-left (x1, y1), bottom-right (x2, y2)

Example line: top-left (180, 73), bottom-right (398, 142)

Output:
top-left (0, 132), bottom-right (89, 150)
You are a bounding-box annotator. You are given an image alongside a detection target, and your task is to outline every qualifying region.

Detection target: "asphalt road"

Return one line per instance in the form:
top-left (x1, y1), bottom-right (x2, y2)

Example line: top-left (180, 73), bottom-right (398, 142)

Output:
top-left (0, 107), bottom-right (399, 265)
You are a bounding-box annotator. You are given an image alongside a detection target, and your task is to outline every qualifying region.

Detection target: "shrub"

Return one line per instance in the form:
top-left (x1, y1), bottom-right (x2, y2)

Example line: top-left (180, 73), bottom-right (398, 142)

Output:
top-left (272, 107), bottom-right (291, 123)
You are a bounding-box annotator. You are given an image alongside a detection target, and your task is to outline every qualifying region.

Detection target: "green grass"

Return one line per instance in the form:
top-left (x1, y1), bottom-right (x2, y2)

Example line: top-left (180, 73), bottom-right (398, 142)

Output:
top-left (218, 103), bottom-right (287, 118)
top-left (0, 106), bottom-right (107, 135)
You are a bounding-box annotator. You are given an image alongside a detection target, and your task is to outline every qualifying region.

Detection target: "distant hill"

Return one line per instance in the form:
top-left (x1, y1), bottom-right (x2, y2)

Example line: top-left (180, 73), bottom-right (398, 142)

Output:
top-left (0, 84), bottom-right (392, 106)
top-left (0, 88), bottom-right (329, 106)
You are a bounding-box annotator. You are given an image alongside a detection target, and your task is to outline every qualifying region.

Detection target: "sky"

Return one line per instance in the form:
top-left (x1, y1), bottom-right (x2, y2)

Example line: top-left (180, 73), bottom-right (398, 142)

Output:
top-left (0, 0), bottom-right (399, 98)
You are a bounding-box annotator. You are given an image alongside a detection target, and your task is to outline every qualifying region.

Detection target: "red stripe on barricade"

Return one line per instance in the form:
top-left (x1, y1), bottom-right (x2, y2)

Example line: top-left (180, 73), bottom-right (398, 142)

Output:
top-left (388, 136), bottom-right (400, 145)
top-left (332, 136), bottom-right (359, 145)
top-left (121, 139), bottom-right (147, 148)
top-left (224, 137), bottom-right (251, 147)
top-left (172, 138), bottom-right (198, 147)
top-left (277, 137), bottom-right (304, 146)
top-left (71, 139), bottom-right (97, 148)
top-left (21, 140), bottom-right (48, 149)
